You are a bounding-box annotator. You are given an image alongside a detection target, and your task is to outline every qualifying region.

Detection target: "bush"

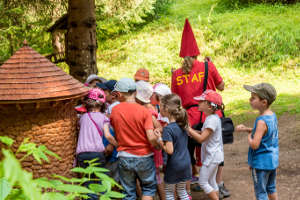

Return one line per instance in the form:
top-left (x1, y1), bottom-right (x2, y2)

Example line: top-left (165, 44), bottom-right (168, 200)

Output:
top-left (0, 136), bottom-right (124, 200)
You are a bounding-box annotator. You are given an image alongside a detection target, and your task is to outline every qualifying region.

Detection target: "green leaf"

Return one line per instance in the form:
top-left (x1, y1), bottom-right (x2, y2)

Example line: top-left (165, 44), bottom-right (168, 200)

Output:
top-left (88, 184), bottom-right (106, 193)
top-left (0, 178), bottom-right (11, 200)
top-left (56, 184), bottom-right (95, 194)
top-left (100, 195), bottom-right (111, 200)
top-left (0, 136), bottom-right (13, 147)
top-left (71, 167), bottom-right (91, 174)
top-left (34, 178), bottom-right (56, 189)
top-left (52, 175), bottom-right (72, 183)
top-left (88, 167), bottom-right (109, 173)
top-left (42, 192), bottom-right (68, 200)
top-left (106, 191), bottom-right (125, 198)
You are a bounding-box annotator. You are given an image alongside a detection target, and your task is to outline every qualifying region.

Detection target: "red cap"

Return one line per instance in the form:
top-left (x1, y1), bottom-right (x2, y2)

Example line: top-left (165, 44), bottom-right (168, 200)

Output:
top-left (194, 90), bottom-right (223, 106)
top-left (179, 19), bottom-right (200, 58)
top-left (75, 104), bottom-right (87, 113)
top-left (134, 68), bottom-right (150, 81)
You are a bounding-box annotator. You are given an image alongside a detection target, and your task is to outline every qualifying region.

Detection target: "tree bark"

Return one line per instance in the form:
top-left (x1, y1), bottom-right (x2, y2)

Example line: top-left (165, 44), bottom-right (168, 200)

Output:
top-left (66, 0), bottom-right (98, 83)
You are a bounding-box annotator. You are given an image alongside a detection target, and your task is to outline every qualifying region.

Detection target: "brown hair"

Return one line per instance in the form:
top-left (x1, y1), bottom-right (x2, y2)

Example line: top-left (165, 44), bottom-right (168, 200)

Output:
top-left (161, 94), bottom-right (188, 130)
top-left (85, 98), bottom-right (106, 113)
top-left (182, 56), bottom-right (197, 74)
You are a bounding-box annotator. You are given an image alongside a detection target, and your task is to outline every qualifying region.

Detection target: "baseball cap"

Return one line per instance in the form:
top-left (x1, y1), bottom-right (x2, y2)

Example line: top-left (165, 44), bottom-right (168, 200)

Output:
top-left (134, 68), bottom-right (150, 82)
top-left (243, 83), bottom-right (277, 104)
top-left (136, 81), bottom-right (154, 103)
top-left (87, 88), bottom-right (106, 103)
top-left (75, 104), bottom-right (87, 113)
top-left (113, 78), bottom-right (136, 93)
top-left (85, 74), bottom-right (107, 84)
top-left (153, 83), bottom-right (171, 96)
top-left (194, 90), bottom-right (223, 106)
top-left (96, 80), bottom-right (117, 91)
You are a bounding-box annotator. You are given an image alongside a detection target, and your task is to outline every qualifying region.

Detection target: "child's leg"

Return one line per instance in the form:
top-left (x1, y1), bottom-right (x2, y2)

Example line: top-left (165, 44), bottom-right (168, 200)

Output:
top-left (165, 183), bottom-right (175, 200)
top-left (156, 168), bottom-right (166, 200)
top-left (199, 163), bottom-right (219, 199)
top-left (175, 182), bottom-right (189, 200)
top-left (267, 169), bottom-right (278, 200)
top-left (251, 168), bottom-right (270, 200)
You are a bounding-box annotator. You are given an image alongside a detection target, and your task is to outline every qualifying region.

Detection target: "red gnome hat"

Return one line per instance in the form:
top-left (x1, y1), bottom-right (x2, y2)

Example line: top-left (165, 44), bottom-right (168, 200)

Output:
top-left (179, 19), bottom-right (200, 58)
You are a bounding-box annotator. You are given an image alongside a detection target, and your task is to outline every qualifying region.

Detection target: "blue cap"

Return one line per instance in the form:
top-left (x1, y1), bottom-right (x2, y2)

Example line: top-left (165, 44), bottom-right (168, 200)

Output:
top-left (113, 78), bottom-right (136, 92)
top-left (96, 80), bottom-right (117, 91)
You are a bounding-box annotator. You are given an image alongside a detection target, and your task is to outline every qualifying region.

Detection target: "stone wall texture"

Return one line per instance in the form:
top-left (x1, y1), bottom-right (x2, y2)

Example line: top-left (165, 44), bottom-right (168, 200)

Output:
top-left (0, 101), bottom-right (78, 178)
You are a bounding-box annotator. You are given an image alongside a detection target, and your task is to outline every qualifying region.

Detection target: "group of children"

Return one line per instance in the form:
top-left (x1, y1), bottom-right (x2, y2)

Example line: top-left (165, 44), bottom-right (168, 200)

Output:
top-left (75, 70), bottom-right (279, 200)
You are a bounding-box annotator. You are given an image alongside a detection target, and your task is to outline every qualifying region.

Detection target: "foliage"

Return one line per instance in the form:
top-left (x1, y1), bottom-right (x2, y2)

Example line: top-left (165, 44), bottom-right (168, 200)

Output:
top-left (0, 137), bottom-right (124, 200)
top-left (95, 0), bottom-right (172, 40)
top-left (221, 0), bottom-right (299, 8)
top-left (0, 0), bottom-right (67, 63)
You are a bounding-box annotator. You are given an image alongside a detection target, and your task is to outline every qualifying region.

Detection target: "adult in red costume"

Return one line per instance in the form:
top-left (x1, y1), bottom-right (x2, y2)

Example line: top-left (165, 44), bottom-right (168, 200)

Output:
top-left (171, 19), bottom-right (230, 198)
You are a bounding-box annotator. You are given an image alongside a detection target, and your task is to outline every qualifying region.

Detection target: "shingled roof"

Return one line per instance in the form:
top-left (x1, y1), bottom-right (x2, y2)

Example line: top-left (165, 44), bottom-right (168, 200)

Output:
top-left (0, 41), bottom-right (88, 103)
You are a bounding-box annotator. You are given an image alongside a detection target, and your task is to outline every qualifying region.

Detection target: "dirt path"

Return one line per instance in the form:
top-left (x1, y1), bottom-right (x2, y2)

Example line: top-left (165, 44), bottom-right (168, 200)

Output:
top-left (191, 113), bottom-right (300, 200)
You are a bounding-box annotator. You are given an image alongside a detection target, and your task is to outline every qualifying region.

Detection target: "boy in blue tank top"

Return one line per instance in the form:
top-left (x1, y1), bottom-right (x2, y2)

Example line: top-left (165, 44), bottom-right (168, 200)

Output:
top-left (236, 83), bottom-right (278, 200)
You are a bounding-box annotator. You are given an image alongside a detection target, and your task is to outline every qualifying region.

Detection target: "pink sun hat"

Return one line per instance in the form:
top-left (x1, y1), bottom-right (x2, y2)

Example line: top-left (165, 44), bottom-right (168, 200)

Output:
top-left (194, 89), bottom-right (223, 106)
top-left (87, 88), bottom-right (106, 103)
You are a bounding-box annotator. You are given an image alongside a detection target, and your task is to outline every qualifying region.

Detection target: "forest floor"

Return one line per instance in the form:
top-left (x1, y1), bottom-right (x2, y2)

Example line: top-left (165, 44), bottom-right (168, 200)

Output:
top-left (191, 113), bottom-right (300, 200)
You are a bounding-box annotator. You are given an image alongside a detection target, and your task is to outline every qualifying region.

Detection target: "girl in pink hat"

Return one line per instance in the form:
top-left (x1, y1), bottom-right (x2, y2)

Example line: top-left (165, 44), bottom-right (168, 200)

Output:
top-left (76, 88), bottom-right (117, 200)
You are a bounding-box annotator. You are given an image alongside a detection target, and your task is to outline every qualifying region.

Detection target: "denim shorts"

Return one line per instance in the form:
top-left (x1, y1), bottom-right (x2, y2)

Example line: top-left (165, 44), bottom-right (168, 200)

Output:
top-left (118, 156), bottom-right (157, 200)
top-left (251, 168), bottom-right (277, 200)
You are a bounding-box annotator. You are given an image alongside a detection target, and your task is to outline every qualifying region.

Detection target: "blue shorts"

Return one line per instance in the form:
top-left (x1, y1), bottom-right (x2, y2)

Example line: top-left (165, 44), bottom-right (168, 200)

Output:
top-left (251, 168), bottom-right (277, 200)
top-left (118, 156), bottom-right (156, 200)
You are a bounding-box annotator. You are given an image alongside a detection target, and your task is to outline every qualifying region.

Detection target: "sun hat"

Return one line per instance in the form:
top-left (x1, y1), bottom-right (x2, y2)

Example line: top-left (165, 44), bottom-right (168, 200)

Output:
top-left (134, 68), bottom-right (150, 82)
top-left (194, 89), bottom-right (223, 107)
top-left (96, 80), bottom-right (117, 91)
top-left (243, 83), bottom-right (277, 104)
top-left (87, 88), bottom-right (106, 103)
top-left (153, 83), bottom-right (171, 96)
top-left (85, 74), bottom-right (107, 84)
top-left (113, 78), bottom-right (136, 93)
top-left (136, 81), bottom-right (154, 103)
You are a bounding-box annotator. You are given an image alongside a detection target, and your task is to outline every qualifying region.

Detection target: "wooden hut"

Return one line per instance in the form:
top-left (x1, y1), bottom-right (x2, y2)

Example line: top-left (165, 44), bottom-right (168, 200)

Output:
top-left (0, 40), bottom-right (88, 178)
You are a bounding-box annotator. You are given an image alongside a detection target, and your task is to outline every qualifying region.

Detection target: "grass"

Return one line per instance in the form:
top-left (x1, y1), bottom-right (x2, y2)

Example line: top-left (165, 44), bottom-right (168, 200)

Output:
top-left (96, 0), bottom-right (300, 123)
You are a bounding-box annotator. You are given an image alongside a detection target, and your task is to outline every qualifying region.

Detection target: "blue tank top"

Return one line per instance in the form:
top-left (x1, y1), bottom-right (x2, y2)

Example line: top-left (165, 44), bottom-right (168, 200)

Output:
top-left (248, 113), bottom-right (279, 170)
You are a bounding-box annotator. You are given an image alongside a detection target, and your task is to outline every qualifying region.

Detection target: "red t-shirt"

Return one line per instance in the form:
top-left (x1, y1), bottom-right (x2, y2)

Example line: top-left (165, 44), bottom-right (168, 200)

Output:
top-left (171, 60), bottom-right (223, 126)
top-left (110, 102), bottom-right (154, 156)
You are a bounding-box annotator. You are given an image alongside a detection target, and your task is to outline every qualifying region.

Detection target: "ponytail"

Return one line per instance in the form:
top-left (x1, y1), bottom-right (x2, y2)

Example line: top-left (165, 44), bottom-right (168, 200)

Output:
top-left (161, 94), bottom-right (189, 130)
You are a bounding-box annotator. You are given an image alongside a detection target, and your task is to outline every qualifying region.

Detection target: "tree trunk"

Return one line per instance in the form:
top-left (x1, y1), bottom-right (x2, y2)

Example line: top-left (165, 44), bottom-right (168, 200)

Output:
top-left (66, 0), bottom-right (98, 82)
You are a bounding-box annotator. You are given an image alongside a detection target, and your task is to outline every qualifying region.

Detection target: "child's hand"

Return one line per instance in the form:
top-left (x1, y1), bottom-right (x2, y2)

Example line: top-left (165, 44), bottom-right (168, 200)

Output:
top-left (154, 128), bottom-right (162, 138)
top-left (236, 124), bottom-right (251, 133)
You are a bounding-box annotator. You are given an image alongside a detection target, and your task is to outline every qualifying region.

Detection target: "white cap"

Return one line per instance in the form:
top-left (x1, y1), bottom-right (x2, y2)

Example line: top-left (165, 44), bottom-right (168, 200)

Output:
top-left (153, 83), bottom-right (171, 96)
top-left (136, 81), bottom-right (153, 103)
top-left (85, 74), bottom-right (106, 84)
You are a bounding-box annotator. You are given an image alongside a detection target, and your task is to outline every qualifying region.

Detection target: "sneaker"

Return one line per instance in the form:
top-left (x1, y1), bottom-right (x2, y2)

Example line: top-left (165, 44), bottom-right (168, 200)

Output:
top-left (219, 183), bottom-right (230, 198)
top-left (219, 190), bottom-right (224, 200)
top-left (191, 175), bottom-right (199, 184)
top-left (188, 194), bottom-right (192, 200)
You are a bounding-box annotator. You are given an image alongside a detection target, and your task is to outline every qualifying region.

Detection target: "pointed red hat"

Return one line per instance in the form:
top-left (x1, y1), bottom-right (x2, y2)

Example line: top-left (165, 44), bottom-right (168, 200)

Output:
top-left (179, 19), bottom-right (200, 58)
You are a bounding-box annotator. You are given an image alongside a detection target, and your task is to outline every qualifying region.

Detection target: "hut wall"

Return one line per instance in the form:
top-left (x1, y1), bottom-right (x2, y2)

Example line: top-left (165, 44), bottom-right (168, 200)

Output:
top-left (0, 101), bottom-right (78, 178)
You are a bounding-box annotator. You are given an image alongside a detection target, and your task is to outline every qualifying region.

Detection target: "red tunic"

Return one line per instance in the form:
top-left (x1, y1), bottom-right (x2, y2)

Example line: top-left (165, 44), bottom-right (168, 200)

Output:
top-left (171, 60), bottom-right (223, 126)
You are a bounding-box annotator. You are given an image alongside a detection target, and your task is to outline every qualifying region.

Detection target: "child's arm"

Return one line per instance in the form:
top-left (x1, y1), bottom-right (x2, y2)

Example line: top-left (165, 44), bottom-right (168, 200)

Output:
top-left (236, 124), bottom-right (252, 133)
top-left (188, 126), bottom-right (213, 143)
top-left (159, 139), bottom-right (174, 155)
top-left (146, 129), bottom-right (161, 149)
top-left (152, 116), bottom-right (163, 132)
top-left (248, 120), bottom-right (267, 150)
top-left (103, 123), bottom-right (118, 147)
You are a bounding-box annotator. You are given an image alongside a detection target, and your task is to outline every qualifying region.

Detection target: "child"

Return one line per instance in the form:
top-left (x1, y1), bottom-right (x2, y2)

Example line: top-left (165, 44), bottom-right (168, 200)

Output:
top-left (236, 83), bottom-right (278, 200)
top-left (96, 80), bottom-right (120, 116)
top-left (110, 78), bottom-right (159, 200)
top-left (188, 90), bottom-right (224, 200)
top-left (76, 88), bottom-right (117, 200)
top-left (134, 68), bottom-right (150, 82)
top-left (136, 80), bottom-right (165, 200)
top-left (156, 93), bottom-right (192, 200)
top-left (85, 74), bottom-right (106, 88)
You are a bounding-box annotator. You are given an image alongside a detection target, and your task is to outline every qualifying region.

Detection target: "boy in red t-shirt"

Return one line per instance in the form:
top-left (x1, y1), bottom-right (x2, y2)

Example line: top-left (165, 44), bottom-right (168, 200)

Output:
top-left (110, 78), bottom-right (159, 200)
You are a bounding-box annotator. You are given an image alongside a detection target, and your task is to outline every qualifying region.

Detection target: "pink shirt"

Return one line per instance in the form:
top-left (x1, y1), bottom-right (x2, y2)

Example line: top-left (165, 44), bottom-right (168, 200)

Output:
top-left (76, 112), bottom-right (109, 154)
